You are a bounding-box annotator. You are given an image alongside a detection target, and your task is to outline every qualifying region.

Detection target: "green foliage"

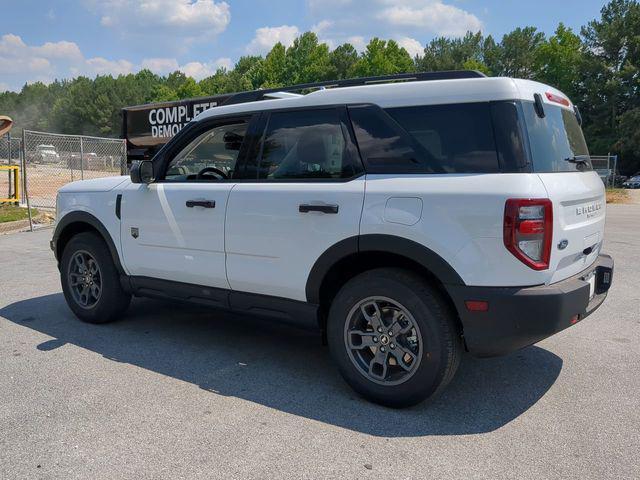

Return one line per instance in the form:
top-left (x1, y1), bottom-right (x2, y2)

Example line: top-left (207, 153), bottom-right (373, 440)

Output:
top-left (284, 32), bottom-right (333, 84)
top-left (533, 23), bottom-right (584, 99)
top-left (579, 0), bottom-right (640, 172)
top-left (615, 107), bottom-right (640, 174)
top-left (417, 32), bottom-right (487, 73)
top-left (351, 38), bottom-right (414, 76)
top-left (497, 27), bottom-right (546, 77)
top-left (0, 0), bottom-right (639, 173)
top-left (330, 43), bottom-right (359, 79)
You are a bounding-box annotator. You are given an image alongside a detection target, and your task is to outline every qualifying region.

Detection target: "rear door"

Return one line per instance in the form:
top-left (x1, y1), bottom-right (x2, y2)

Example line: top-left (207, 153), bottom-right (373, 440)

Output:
top-left (521, 99), bottom-right (606, 283)
top-left (225, 107), bottom-right (365, 302)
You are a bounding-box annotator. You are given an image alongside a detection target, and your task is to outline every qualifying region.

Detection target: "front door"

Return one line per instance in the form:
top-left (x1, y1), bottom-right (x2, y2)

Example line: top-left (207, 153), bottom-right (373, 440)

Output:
top-left (225, 107), bottom-right (365, 302)
top-left (120, 117), bottom-right (252, 289)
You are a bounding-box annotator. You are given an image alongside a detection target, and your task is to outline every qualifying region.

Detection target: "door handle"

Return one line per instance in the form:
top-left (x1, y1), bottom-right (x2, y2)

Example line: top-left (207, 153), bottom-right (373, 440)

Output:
top-left (186, 200), bottom-right (216, 208)
top-left (299, 204), bottom-right (339, 214)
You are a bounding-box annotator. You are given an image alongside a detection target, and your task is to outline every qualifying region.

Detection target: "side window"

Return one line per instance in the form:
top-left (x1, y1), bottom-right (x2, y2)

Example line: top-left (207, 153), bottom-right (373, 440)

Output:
top-left (348, 105), bottom-right (427, 173)
top-left (386, 103), bottom-right (500, 173)
top-left (164, 121), bottom-right (247, 181)
top-left (254, 108), bottom-right (360, 180)
top-left (490, 101), bottom-right (529, 172)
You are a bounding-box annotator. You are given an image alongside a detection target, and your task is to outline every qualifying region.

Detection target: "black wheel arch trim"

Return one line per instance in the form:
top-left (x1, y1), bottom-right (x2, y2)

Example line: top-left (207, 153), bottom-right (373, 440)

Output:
top-left (52, 211), bottom-right (125, 275)
top-left (305, 234), bottom-right (465, 304)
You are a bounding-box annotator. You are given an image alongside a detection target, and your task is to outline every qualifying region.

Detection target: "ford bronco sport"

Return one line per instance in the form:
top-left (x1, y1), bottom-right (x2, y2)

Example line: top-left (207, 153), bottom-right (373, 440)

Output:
top-left (52, 71), bottom-right (614, 407)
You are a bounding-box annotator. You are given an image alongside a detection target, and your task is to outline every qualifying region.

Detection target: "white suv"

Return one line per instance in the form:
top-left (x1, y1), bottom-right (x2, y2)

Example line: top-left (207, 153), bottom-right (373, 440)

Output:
top-left (52, 71), bottom-right (614, 407)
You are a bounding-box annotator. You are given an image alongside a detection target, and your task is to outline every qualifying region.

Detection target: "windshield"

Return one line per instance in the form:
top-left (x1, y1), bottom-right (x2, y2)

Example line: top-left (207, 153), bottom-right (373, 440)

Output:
top-left (522, 102), bottom-right (592, 172)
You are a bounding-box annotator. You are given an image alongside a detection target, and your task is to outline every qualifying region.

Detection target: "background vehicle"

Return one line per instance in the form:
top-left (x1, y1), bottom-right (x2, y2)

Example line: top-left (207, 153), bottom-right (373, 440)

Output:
top-left (52, 72), bottom-right (614, 408)
top-left (32, 144), bottom-right (60, 164)
top-left (623, 175), bottom-right (640, 188)
top-left (67, 152), bottom-right (99, 170)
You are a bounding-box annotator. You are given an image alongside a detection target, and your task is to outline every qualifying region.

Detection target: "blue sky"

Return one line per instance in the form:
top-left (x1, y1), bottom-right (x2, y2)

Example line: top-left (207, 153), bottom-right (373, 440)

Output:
top-left (1, 0), bottom-right (608, 92)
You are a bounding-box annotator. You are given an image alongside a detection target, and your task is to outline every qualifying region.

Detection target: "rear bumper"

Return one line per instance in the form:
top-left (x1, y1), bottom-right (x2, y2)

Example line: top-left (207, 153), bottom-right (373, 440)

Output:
top-left (449, 254), bottom-right (614, 357)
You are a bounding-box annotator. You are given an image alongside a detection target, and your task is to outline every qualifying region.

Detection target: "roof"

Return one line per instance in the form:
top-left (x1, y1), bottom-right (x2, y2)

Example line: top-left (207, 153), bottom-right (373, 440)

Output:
top-left (194, 77), bottom-right (572, 122)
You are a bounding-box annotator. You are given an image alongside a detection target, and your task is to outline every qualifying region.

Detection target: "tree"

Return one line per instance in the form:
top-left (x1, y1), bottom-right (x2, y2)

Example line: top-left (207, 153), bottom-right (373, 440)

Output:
top-left (250, 43), bottom-right (287, 88)
top-left (533, 23), bottom-right (584, 97)
top-left (580, 0), bottom-right (640, 173)
top-left (482, 35), bottom-right (501, 75)
top-left (417, 32), bottom-right (488, 73)
top-left (496, 27), bottom-right (546, 77)
top-left (198, 69), bottom-right (230, 95)
top-left (284, 32), bottom-right (333, 84)
top-left (330, 43), bottom-right (358, 79)
top-left (616, 108), bottom-right (640, 174)
top-left (351, 38), bottom-right (414, 76)
top-left (175, 78), bottom-right (204, 99)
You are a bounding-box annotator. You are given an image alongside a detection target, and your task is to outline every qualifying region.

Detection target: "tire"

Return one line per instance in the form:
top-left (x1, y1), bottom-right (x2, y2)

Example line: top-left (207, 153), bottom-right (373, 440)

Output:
top-left (60, 232), bottom-right (131, 324)
top-left (327, 268), bottom-right (462, 408)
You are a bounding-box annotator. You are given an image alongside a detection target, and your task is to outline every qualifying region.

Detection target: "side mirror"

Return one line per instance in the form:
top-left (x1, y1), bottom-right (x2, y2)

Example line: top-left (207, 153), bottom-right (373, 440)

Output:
top-left (130, 160), bottom-right (155, 184)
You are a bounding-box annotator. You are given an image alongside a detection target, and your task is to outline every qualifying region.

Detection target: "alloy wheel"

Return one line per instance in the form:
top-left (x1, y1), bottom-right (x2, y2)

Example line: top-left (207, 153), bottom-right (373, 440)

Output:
top-left (67, 250), bottom-right (102, 309)
top-left (344, 296), bottom-right (423, 386)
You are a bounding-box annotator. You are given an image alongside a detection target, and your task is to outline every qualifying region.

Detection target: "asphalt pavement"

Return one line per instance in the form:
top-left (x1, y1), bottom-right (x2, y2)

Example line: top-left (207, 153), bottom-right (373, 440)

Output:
top-left (0, 204), bottom-right (638, 479)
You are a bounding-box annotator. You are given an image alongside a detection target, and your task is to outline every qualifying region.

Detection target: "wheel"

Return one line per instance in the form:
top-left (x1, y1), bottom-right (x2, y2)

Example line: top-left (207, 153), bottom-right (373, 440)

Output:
top-left (327, 268), bottom-right (462, 408)
top-left (60, 232), bottom-right (131, 323)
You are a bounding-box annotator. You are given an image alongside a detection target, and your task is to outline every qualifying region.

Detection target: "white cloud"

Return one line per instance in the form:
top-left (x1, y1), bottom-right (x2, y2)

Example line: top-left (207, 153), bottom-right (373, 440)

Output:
top-left (179, 58), bottom-right (231, 79)
top-left (84, 57), bottom-right (135, 76)
top-left (0, 33), bottom-right (235, 90)
top-left (141, 57), bottom-right (180, 74)
top-left (0, 33), bottom-right (137, 86)
top-left (396, 36), bottom-right (423, 58)
top-left (304, 1), bottom-right (482, 51)
top-left (312, 20), bottom-right (333, 35)
top-left (34, 41), bottom-right (83, 61)
top-left (89, 0), bottom-right (230, 44)
top-left (141, 57), bottom-right (232, 79)
top-left (346, 36), bottom-right (367, 52)
top-left (0, 82), bottom-right (10, 93)
top-left (377, 1), bottom-right (482, 36)
top-left (0, 34), bottom-right (76, 83)
top-left (0, 33), bottom-right (26, 52)
top-left (246, 25), bottom-right (301, 54)
top-left (212, 57), bottom-right (232, 71)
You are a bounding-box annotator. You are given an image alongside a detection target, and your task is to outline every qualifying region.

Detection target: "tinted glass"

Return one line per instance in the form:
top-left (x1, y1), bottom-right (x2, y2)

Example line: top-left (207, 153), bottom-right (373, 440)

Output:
top-left (386, 103), bottom-right (500, 173)
top-left (490, 101), bottom-right (528, 172)
top-left (165, 122), bottom-right (247, 181)
top-left (255, 109), bottom-right (358, 180)
top-left (348, 105), bottom-right (428, 173)
top-left (522, 102), bottom-right (592, 172)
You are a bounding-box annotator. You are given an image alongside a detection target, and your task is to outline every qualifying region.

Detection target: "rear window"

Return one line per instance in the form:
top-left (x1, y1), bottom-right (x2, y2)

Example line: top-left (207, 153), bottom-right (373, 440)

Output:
top-left (522, 102), bottom-right (592, 172)
top-left (386, 103), bottom-right (500, 173)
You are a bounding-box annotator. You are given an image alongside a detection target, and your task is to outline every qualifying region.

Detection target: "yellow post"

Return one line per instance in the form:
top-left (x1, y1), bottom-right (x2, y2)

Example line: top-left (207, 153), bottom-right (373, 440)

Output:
top-left (0, 165), bottom-right (20, 205)
top-left (13, 165), bottom-right (19, 205)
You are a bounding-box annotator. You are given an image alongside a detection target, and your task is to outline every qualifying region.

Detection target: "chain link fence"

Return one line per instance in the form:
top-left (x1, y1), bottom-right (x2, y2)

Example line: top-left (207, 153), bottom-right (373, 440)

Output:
top-left (591, 154), bottom-right (619, 187)
top-left (22, 130), bottom-right (127, 209)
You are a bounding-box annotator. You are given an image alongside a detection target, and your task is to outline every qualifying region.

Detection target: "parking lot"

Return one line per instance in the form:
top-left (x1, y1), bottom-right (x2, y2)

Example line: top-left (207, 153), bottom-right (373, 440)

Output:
top-left (0, 204), bottom-right (638, 479)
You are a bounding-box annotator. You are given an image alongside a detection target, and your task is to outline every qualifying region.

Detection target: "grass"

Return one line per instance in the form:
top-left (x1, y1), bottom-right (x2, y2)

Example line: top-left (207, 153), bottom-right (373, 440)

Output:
top-left (0, 205), bottom-right (38, 223)
top-left (606, 188), bottom-right (629, 204)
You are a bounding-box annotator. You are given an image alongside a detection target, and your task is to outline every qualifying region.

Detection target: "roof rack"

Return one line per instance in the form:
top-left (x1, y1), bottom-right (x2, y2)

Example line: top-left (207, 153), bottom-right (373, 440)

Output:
top-left (221, 70), bottom-right (486, 107)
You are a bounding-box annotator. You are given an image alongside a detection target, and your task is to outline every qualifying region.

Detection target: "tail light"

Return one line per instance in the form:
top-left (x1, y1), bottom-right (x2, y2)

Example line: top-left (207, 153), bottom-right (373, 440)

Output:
top-left (545, 91), bottom-right (570, 107)
top-left (504, 199), bottom-right (553, 270)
